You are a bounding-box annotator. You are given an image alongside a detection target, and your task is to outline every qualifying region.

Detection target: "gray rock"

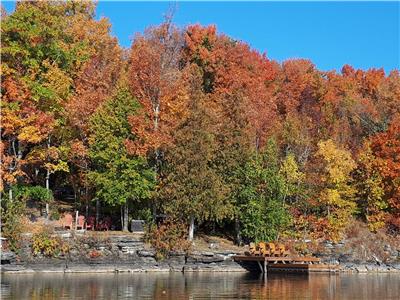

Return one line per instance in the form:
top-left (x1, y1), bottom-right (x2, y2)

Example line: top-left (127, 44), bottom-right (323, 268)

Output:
top-left (392, 264), bottom-right (400, 270)
top-left (59, 232), bottom-right (72, 239)
top-left (140, 257), bottom-right (156, 264)
top-left (1, 251), bottom-right (16, 264)
top-left (169, 250), bottom-right (185, 256)
top-left (186, 255), bottom-right (224, 264)
top-left (338, 254), bottom-right (352, 263)
top-left (201, 251), bottom-right (215, 257)
top-left (170, 264), bottom-right (183, 272)
top-left (355, 265), bottom-right (368, 273)
top-left (383, 244), bottom-right (391, 252)
top-left (372, 255), bottom-right (382, 265)
top-left (168, 256), bottom-right (185, 265)
top-left (365, 264), bottom-right (376, 272)
top-left (137, 250), bottom-right (155, 258)
top-left (110, 236), bottom-right (143, 243)
top-left (0, 264), bottom-right (27, 272)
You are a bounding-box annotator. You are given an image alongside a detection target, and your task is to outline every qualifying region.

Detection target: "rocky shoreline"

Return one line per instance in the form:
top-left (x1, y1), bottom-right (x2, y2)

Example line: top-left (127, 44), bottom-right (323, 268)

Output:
top-left (2, 259), bottom-right (400, 274)
top-left (1, 233), bottom-right (400, 274)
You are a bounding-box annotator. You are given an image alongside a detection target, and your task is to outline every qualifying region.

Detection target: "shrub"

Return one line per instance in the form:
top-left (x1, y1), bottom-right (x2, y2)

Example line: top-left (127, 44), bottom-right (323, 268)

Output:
top-left (144, 219), bottom-right (191, 260)
top-left (89, 249), bottom-right (102, 259)
top-left (31, 227), bottom-right (69, 257)
top-left (1, 197), bottom-right (25, 253)
top-left (27, 186), bottom-right (54, 203)
top-left (11, 185), bottom-right (53, 204)
top-left (50, 210), bottom-right (61, 220)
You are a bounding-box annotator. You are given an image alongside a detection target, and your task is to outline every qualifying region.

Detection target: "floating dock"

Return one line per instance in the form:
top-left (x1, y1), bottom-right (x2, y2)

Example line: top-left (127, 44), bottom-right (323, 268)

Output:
top-left (233, 255), bottom-right (339, 275)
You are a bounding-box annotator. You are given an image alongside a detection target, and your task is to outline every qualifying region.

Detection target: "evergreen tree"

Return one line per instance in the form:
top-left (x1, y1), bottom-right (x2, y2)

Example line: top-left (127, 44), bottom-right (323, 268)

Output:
top-left (238, 139), bottom-right (291, 242)
top-left (160, 76), bottom-right (231, 240)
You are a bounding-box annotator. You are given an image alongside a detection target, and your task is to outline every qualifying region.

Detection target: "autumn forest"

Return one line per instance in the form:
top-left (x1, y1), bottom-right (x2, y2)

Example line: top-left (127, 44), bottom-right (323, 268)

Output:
top-left (1, 2), bottom-right (399, 249)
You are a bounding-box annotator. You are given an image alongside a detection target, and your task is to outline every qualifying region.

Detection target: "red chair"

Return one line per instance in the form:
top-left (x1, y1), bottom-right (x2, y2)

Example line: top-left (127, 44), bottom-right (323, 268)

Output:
top-left (86, 216), bottom-right (95, 230)
top-left (103, 217), bottom-right (112, 231)
top-left (61, 213), bottom-right (73, 230)
top-left (98, 217), bottom-right (112, 231)
top-left (76, 215), bottom-right (86, 230)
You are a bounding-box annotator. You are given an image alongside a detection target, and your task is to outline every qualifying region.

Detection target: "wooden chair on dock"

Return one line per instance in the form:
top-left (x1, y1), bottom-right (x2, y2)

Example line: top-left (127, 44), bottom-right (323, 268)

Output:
top-left (266, 242), bottom-right (276, 257)
top-left (249, 242), bottom-right (260, 256)
top-left (259, 242), bottom-right (268, 256)
top-left (275, 244), bottom-right (286, 257)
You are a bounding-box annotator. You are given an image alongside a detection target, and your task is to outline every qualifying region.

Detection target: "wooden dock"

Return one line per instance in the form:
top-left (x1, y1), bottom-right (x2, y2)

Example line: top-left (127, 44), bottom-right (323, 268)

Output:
top-left (233, 255), bottom-right (338, 275)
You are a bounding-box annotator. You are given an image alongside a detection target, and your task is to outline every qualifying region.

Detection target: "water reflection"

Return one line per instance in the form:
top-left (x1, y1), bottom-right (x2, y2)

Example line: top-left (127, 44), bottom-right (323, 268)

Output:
top-left (1, 272), bottom-right (399, 299)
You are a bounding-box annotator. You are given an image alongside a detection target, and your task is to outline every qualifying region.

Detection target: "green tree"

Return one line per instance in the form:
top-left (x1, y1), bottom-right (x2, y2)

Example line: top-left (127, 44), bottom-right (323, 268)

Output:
top-left (160, 78), bottom-right (231, 240)
top-left (238, 140), bottom-right (291, 242)
top-left (88, 88), bottom-right (155, 231)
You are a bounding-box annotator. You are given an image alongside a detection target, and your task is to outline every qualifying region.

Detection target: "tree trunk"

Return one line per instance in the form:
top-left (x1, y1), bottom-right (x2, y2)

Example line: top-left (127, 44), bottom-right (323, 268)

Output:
top-left (46, 170), bottom-right (50, 190)
top-left (188, 215), bottom-right (195, 241)
top-left (120, 206), bottom-right (123, 230)
top-left (45, 137), bottom-right (51, 220)
top-left (96, 199), bottom-right (100, 228)
top-left (255, 134), bottom-right (260, 153)
top-left (152, 103), bottom-right (160, 222)
top-left (45, 203), bottom-right (49, 219)
top-left (9, 188), bottom-right (13, 202)
top-left (85, 184), bottom-right (89, 219)
top-left (45, 169), bottom-right (50, 220)
top-left (75, 211), bottom-right (79, 231)
top-left (235, 216), bottom-right (242, 245)
top-left (123, 202), bottom-right (129, 232)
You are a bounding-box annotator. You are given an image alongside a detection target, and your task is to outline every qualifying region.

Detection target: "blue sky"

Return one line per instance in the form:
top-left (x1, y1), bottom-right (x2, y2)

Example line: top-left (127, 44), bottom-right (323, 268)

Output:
top-left (2, 1), bottom-right (399, 73)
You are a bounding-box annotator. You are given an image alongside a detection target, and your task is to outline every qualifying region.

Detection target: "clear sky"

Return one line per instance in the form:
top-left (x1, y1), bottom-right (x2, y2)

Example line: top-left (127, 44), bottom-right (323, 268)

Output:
top-left (2, 1), bottom-right (399, 73)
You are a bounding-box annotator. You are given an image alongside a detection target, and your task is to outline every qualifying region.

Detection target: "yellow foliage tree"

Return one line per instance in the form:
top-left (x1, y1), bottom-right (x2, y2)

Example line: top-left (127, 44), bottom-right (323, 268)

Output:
top-left (316, 139), bottom-right (357, 241)
top-left (280, 153), bottom-right (305, 204)
top-left (355, 142), bottom-right (387, 232)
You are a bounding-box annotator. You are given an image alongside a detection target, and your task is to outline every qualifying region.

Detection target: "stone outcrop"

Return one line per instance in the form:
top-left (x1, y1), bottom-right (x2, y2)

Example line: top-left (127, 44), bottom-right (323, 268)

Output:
top-left (2, 234), bottom-right (400, 274)
top-left (0, 234), bottom-right (245, 273)
top-left (313, 239), bottom-right (400, 273)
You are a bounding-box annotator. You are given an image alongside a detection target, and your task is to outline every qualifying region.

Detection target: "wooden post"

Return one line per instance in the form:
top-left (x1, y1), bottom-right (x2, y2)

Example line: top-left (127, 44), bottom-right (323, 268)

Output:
top-left (75, 211), bottom-right (79, 230)
top-left (257, 261), bottom-right (264, 273)
top-left (264, 259), bottom-right (268, 280)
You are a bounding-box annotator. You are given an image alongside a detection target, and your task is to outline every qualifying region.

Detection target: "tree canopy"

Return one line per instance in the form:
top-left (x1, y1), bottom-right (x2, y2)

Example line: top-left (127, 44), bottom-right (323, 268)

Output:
top-left (1, 1), bottom-right (399, 242)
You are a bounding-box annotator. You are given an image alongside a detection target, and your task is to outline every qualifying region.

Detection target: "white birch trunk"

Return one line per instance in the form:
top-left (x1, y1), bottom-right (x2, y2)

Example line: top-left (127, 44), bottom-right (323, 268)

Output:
top-left (123, 202), bottom-right (129, 232)
top-left (45, 137), bottom-right (51, 220)
top-left (75, 211), bottom-right (79, 231)
top-left (188, 215), bottom-right (195, 241)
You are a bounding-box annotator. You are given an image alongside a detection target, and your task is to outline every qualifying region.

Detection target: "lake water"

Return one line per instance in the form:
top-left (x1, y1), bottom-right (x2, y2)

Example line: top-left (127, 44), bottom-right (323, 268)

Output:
top-left (1, 272), bottom-right (399, 299)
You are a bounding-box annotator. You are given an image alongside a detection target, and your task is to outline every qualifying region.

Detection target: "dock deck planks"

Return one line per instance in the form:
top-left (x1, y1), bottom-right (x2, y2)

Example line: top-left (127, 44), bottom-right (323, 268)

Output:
top-left (233, 255), bottom-right (338, 273)
top-left (233, 255), bottom-right (321, 263)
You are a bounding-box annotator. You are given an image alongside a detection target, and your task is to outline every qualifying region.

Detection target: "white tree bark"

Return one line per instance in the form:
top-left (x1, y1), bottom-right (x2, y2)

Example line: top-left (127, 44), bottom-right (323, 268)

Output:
top-left (45, 137), bottom-right (51, 220)
top-left (123, 202), bottom-right (129, 232)
top-left (188, 215), bottom-right (195, 241)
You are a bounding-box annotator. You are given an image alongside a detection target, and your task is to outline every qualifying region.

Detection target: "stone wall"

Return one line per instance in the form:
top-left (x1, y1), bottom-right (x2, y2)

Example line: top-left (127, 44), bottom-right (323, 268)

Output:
top-left (1, 233), bottom-right (245, 273)
top-left (2, 233), bottom-right (400, 273)
top-left (313, 240), bottom-right (400, 273)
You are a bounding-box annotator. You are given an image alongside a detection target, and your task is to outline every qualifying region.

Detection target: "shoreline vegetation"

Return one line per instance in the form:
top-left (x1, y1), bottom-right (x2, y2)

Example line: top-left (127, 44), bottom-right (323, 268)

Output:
top-left (1, 0), bottom-right (399, 273)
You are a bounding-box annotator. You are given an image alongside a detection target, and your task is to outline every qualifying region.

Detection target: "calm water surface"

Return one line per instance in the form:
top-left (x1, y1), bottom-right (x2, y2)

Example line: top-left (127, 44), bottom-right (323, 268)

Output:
top-left (1, 272), bottom-right (399, 299)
